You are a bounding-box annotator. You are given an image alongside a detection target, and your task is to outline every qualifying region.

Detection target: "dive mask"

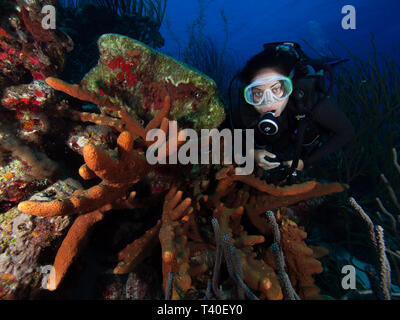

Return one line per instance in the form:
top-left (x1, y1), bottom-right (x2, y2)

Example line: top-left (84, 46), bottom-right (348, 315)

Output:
top-left (244, 75), bottom-right (293, 106)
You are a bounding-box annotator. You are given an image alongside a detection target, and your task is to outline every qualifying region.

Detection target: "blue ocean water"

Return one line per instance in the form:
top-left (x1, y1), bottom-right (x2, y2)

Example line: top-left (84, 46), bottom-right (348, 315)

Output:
top-left (160, 0), bottom-right (400, 63)
top-left (1, 0), bottom-right (398, 300)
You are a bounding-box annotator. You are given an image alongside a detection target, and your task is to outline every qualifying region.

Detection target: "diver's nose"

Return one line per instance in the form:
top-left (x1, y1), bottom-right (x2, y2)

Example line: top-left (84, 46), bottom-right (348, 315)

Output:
top-left (264, 89), bottom-right (274, 104)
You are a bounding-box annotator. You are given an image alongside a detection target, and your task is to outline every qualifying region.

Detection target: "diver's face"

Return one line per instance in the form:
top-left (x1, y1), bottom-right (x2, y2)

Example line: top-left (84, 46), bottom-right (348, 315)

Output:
top-left (250, 68), bottom-right (290, 117)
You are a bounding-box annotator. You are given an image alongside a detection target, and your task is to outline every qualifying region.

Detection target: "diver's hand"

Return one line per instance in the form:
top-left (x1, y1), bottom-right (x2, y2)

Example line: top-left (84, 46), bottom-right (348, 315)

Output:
top-left (283, 159), bottom-right (304, 171)
top-left (254, 149), bottom-right (280, 171)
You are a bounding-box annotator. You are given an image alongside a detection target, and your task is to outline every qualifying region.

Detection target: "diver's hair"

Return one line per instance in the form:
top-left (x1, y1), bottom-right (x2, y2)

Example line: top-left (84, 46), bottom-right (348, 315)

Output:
top-left (239, 47), bottom-right (303, 84)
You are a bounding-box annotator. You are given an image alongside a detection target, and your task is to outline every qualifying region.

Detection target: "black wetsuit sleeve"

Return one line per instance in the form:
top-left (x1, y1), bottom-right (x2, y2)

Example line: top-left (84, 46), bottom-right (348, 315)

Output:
top-left (303, 97), bottom-right (355, 168)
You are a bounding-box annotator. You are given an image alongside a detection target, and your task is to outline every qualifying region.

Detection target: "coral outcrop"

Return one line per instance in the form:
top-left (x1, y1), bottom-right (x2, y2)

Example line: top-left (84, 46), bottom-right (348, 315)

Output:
top-left (17, 109), bottom-right (346, 298)
top-left (0, 0), bottom-right (74, 212)
top-left (78, 34), bottom-right (225, 130)
top-left (3, 30), bottom-right (348, 299)
top-left (0, 0), bottom-right (73, 85)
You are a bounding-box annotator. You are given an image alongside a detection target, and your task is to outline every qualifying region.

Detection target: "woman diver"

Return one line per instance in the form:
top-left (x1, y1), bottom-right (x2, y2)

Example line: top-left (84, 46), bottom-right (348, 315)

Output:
top-left (228, 42), bottom-right (355, 184)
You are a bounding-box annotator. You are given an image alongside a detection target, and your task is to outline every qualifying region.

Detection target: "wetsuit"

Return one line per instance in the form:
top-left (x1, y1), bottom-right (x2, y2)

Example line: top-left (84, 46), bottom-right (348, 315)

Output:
top-left (227, 79), bottom-right (355, 169)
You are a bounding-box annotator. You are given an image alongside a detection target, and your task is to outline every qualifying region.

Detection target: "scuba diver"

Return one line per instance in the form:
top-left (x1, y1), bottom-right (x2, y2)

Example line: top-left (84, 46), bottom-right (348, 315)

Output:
top-left (227, 42), bottom-right (355, 185)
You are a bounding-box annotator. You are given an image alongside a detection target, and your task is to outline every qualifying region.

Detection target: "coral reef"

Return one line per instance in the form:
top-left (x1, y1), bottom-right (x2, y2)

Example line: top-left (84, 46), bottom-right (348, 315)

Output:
top-left (0, 121), bottom-right (59, 211)
top-left (344, 148), bottom-right (400, 300)
top-left (0, 0), bottom-right (75, 212)
top-left (1, 24), bottom-right (349, 299)
top-left (96, 271), bottom-right (152, 300)
top-left (17, 125), bottom-right (345, 298)
top-left (67, 124), bottom-right (115, 155)
top-left (0, 0), bottom-right (73, 85)
top-left (15, 102), bottom-right (346, 299)
top-left (2, 80), bottom-right (56, 144)
top-left (264, 214), bottom-right (327, 299)
top-left (349, 197), bottom-right (392, 299)
top-left (0, 178), bottom-right (81, 299)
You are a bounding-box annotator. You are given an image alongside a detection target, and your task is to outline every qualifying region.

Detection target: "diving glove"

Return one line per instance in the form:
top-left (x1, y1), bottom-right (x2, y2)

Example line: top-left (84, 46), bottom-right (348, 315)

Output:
top-left (254, 149), bottom-right (281, 171)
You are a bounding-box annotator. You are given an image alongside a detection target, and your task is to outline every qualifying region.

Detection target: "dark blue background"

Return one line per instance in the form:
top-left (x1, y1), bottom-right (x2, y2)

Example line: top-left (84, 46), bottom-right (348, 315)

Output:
top-left (159, 0), bottom-right (400, 63)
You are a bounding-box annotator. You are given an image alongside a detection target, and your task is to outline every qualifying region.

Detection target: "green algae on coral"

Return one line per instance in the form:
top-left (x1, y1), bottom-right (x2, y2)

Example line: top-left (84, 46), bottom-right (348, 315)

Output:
top-left (81, 33), bottom-right (226, 131)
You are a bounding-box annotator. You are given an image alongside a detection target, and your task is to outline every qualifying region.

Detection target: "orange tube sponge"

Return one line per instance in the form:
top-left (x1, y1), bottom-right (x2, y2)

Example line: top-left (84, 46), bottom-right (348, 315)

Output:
top-left (237, 247), bottom-right (283, 300)
top-left (114, 220), bottom-right (162, 274)
top-left (212, 202), bottom-right (282, 299)
top-left (264, 216), bottom-right (326, 299)
top-left (244, 182), bottom-right (348, 235)
top-left (47, 209), bottom-right (105, 291)
top-left (17, 131), bottom-right (153, 291)
top-left (45, 77), bottom-right (117, 110)
top-left (159, 187), bottom-right (193, 299)
top-left (233, 175), bottom-right (317, 197)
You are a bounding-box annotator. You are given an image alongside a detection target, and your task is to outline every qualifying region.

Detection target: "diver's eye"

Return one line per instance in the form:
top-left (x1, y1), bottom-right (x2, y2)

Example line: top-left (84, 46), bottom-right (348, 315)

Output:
top-left (272, 86), bottom-right (283, 96)
top-left (252, 89), bottom-right (263, 102)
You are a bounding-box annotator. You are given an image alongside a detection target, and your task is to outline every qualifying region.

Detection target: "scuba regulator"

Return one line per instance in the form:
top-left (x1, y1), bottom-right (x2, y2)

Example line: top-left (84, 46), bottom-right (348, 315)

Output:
top-left (258, 111), bottom-right (280, 136)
